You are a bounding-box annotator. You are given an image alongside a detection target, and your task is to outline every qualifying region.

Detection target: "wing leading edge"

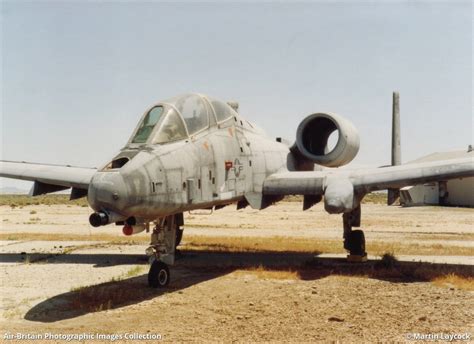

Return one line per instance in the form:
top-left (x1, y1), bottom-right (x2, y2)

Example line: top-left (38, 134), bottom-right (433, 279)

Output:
top-left (0, 161), bottom-right (96, 196)
top-left (263, 157), bottom-right (474, 196)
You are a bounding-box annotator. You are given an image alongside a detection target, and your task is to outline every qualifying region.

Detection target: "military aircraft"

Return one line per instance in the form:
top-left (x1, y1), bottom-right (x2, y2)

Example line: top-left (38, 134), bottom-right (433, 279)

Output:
top-left (1, 93), bottom-right (472, 287)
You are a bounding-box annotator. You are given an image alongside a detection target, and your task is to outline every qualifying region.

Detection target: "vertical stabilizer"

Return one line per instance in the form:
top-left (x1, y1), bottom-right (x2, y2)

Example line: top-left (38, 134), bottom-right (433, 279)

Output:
top-left (388, 91), bottom-right (401, 205)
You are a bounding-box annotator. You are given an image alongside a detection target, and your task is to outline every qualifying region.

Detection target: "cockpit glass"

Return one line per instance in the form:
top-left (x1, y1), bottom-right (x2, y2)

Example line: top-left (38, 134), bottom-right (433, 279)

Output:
top-left (152, 108), bottom-right (187, 144)
top-left (173, 94), bottom-right (209, 135)
top-left (209, 99), bottom-right (236, 122)
top-left (132, 106), bottom-right (164, 143)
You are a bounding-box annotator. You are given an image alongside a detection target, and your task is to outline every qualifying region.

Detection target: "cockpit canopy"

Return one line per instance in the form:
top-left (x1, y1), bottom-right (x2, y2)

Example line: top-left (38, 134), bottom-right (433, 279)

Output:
top-left (129, 93), bottom-right (238, 145)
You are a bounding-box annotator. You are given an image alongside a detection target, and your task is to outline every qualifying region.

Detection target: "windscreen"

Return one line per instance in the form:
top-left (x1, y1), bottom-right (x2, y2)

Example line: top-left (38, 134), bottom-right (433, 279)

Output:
top-left (173, 94), bottom-right (209, 135)
top-left (132, 106), bottom-right (164, 143)
top-left (209, 98), bottom-right (236, 122)
top-left (152, 108), bottom-right (188, 144)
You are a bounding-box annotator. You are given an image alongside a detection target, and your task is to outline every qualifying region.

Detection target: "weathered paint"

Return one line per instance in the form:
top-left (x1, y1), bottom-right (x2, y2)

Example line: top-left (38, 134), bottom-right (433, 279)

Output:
top-left (1, 93), bottom-right (473, 221)
top-left (86, 94), bottom-right (288, 220)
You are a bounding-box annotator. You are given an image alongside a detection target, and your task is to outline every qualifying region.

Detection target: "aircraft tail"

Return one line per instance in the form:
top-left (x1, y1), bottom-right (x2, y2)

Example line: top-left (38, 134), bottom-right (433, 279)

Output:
top-left (387, 91), bottom-right (401, 205)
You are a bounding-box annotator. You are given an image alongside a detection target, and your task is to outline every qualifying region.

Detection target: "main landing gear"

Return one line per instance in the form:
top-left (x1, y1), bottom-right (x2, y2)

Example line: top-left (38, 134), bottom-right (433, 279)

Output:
top-left (342, 205), bottom-right (367, 262)
top-left (146, 213), bottom-right (184, 288)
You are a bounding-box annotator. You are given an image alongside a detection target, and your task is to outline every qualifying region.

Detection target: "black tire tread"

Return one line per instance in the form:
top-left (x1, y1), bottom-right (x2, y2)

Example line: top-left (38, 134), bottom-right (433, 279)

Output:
top-left (348, 230), bottom-right (366, 255)
top-left (148, 261), bottom-right (170, 288)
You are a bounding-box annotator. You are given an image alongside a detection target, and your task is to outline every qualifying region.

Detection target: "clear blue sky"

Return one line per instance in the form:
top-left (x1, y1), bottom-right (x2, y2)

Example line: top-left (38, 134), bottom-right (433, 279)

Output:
top-left (1, 1), bottom-right (472, 189)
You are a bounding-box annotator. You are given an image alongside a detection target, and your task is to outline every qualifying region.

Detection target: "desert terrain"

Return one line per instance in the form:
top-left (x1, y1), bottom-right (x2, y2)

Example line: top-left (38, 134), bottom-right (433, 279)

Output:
top-left (0, 195), bottom-right (473, 343)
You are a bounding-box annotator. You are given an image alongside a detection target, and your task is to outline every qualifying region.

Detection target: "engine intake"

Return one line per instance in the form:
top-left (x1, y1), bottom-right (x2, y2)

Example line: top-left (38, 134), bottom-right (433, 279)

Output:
top-left (293, 112), bottom-right (360, 167)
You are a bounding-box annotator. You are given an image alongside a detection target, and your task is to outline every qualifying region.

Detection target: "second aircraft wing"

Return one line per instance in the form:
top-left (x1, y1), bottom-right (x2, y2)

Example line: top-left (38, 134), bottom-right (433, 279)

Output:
top-left (0, 161), bottom-right (96, 197)
top-left (262, 157), bottom-right (473, 212)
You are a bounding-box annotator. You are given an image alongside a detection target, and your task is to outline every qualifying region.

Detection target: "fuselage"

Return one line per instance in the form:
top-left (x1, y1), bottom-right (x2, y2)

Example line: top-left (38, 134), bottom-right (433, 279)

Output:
top-left (87, 94), bottom-right (292, 221)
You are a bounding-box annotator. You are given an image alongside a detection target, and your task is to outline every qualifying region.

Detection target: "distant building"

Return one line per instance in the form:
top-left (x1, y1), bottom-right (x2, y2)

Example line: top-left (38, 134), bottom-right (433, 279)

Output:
top-left (400, 147), bottom-right (474, 207)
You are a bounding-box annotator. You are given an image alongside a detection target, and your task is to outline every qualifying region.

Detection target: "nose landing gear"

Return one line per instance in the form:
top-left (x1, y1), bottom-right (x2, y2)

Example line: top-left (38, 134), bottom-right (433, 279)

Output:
top-left (146, 213), bottom-right (183, 288)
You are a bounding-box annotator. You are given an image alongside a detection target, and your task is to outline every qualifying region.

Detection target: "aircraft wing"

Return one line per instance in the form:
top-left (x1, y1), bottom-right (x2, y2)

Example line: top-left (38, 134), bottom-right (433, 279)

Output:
top-left (263, 157), bottom-right (474, 196)
top-left (0, 161), bottom-right (96, 197)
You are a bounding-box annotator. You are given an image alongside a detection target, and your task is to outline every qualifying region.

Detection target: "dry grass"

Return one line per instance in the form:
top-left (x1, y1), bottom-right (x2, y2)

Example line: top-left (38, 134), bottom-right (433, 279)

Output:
top-left (237, 265), bottom-right (300, 280)
top-left (54, 260), bottom-right (473, 319)
top-left (69, 281), bottom-right (142, 313)
top-left (70, 267), bottom-right (146, 294)
top-left (68, 266), bottom-right (148, 312)
top-left (432, 273), bottom-right (474, 291)
top-left (182, 235), bottom-right (473, 256)
top-left (408, 233), bottom-right (474, 241)
top-left (0, 232), bottom-right (149, 243)
top-left (377, 252), bottom-right (398, 268)
top-left (283, 193), bottom-right (387, 205)
top-left (298, 254), bottom-right (474, 291)
top-left (0, 194), bottom-right (88, 207)
top-left (366, 241), bottom-right (473, 256)
top-left (183, 235), bottom-right (327, 254)
top-left (123, 265), bottom-right (146, 278)
top-left (362, 193), bottom-right (388, 204)
top-left (62, 257), bottom-right (474, 315)
top-left (1, 232), bottom-right (472, 256)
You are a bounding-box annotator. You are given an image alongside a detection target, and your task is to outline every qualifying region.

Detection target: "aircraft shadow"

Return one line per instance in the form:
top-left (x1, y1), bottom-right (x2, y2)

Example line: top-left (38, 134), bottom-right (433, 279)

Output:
top-left (22, 250), bottom-right (473, 323)
top-left (0, 250), bottom-right (316, 267)
top-left (24, 267), bottom-right (226, 323)
top-left (22, 250), bottom-right (315, 323)
top-left (298, 256), bottom-right (474, 283)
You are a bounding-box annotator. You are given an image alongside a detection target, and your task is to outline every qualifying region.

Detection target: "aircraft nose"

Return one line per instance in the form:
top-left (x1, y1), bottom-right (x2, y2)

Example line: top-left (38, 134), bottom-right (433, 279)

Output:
top-left (88, 172), bottom-right (129, 214)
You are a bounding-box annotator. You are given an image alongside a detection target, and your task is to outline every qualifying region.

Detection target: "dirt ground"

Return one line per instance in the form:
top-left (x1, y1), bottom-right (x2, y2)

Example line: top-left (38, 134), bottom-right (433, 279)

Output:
top-left (0, 202), bottom-right (473, 343)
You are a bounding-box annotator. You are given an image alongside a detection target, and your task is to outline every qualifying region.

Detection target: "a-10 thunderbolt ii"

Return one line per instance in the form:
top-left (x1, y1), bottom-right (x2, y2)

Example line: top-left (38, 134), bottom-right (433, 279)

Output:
top-left (1, 93), bottom-right (472, 287)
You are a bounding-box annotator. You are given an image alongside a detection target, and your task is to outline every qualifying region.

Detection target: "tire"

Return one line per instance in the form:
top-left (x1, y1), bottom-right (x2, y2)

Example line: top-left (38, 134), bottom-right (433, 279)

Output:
top-left (348, 230), bottom-right (366, 256)
top-left (148, 261), bottom-right (170, 288)
top-left (175, 227), bottom-right (183, 247)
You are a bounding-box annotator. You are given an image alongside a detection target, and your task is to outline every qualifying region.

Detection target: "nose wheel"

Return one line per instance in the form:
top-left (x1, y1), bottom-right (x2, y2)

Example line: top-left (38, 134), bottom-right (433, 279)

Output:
top-left (148, 260), bottom-right (170, 288)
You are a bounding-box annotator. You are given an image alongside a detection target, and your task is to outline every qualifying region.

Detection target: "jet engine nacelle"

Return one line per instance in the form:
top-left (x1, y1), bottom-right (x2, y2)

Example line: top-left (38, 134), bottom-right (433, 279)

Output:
top-left (293, 112), bottom-right (360, 168)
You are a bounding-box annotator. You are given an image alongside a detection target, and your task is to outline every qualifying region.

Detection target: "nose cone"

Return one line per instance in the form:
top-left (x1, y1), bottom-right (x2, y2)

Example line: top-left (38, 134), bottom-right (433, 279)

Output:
top-left (88, 172), bottom-right (128, 214)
